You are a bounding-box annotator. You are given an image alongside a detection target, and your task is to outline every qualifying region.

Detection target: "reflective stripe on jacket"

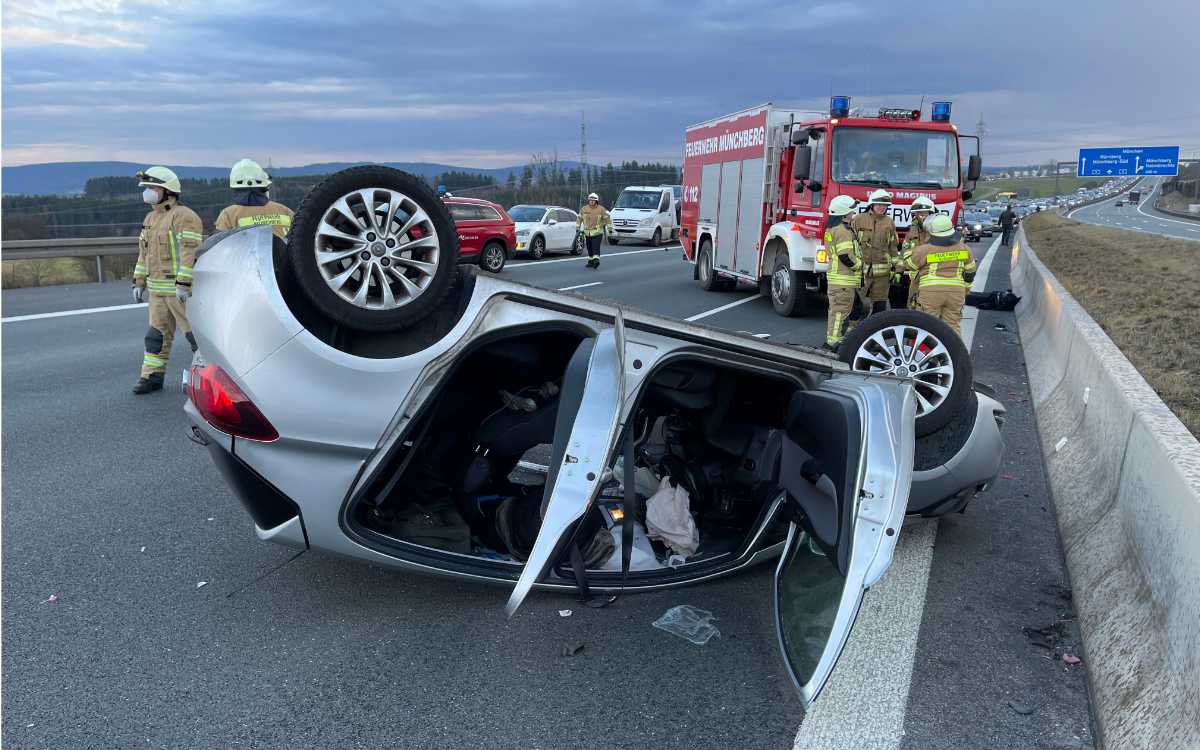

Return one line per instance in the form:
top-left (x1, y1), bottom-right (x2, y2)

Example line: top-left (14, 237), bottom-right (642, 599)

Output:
top-left (134, 197), bottom-right (203, 294)
top-left (215, 201), bottom-right (295, 239)
top-left (905, 240), bottom-right (977, 289)
top-left (850, 211), bottom-right (899, 276)
top-left (824, 224), bottom-right (862, 287)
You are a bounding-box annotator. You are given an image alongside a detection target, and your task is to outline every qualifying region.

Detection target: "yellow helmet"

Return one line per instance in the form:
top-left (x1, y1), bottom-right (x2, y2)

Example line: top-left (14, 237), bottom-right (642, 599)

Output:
top-left (136, 166), bottom-right (181, 194)
top-left (230, 158), bottom-right (271, 188)
top-left (927, 214), bottom-right (956, 237)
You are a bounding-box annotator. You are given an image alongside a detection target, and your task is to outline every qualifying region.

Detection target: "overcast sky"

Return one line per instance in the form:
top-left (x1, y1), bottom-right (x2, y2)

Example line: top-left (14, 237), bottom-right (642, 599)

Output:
top-left (3, 0), bottom-right (1197, 169)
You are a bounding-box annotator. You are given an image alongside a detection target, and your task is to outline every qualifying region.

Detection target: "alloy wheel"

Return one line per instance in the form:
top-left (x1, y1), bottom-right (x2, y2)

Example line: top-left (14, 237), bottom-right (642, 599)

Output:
top-left (849, 324), bottom-right (955, 416)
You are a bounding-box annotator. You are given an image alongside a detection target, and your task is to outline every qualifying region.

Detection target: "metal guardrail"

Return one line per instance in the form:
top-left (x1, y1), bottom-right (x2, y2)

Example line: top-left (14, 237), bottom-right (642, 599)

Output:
top-left (1, 237), bottom-right (139, 283)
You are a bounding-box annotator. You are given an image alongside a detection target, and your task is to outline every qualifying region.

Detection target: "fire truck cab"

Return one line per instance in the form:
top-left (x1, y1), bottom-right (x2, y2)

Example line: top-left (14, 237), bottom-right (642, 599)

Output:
top-left (680, 98), bottom-right (982, 316)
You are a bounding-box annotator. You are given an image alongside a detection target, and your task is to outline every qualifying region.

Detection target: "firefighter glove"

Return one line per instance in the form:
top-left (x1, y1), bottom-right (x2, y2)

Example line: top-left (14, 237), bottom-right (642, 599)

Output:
top-left (176, 284), bottom-right (192, 302)
top-left (892, 273), bottom-right (902, 284)
top-left (132, 285), bottom-right (148, 304)
top-left (964, 271), bottom-right (976, 284)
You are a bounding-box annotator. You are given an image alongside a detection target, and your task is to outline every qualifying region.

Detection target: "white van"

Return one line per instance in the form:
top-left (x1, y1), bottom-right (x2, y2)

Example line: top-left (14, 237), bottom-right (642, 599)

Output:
top-left (609, 186), bottom-right (678, 246)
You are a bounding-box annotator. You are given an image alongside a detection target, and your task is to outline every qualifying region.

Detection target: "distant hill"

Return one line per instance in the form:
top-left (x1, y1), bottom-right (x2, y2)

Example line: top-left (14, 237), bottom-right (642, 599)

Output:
top-left (1, 160), bottom-right (585, 196)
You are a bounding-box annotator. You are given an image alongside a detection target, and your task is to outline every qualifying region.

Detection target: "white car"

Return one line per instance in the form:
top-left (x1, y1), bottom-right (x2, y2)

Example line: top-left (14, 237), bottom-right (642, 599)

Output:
top-left (509, 205), bottom-right (582, 260)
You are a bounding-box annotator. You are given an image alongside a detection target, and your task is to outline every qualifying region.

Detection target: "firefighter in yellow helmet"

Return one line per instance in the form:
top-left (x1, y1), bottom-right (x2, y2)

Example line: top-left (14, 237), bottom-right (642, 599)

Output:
top-left (905, 213), bottom-right (977, 336)
top-left (131, 166), bottom-right (203, 394)
top-left (215, 159), bottom-right (294, 239)
top-left (576, 192), bottom-right (612, 269)
top-left (900, 196), bottom-right (936, 308)
top-left (822, 194), bottom-right (864, 351)
top-left (850, 188), bottom-right (899, 316)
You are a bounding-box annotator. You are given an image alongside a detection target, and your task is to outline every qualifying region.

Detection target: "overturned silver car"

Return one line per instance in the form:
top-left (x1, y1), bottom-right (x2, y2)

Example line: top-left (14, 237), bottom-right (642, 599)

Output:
top-left (184, 166), bottom-right (1004, 706)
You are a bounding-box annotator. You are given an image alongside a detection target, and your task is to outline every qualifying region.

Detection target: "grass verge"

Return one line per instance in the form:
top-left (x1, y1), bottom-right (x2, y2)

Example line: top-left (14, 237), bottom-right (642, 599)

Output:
top-left (1023, 212), bottom-right (1199, 437)
top-left (973, 176), bottom-right (1104, 202)
top-left (2, 255), bottom-right (138, 289)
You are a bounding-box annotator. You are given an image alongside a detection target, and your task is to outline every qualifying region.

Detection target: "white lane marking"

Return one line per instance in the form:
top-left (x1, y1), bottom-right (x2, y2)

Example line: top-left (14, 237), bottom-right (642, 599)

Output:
top-left (508, 245), bottom-right (680, 269)
top-left (683, 293), bottom-right (761, 321)
top-left (795, 237), bottom-right (1001, 749)
top-left (557, 282), bottom-right (604, 291)
top-left (1134, 178), bottom-right (1200, 227)
top-left (2, 302), bottom-right (146, 323)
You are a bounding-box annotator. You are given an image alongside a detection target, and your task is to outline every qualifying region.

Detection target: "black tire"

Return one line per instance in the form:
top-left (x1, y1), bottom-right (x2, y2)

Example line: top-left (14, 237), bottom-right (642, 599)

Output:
top-left (530, 235), bottom-right (546, 260)
top-left (570, 233), bottom-right (584, 255)
top-left (480, 242), bottom-right (507, 273)
top-left (838, 309), bottom-right (973, 437)
top-left (609, 238), bottom-right (620, 246)
top-left (651, 227), bottom-right (662, 247)
top-left (770, 257), bottom-right (808, 317)
top-left (288, 165), bottom-right (458, 333)
top-left (697, 240), bottom-right (721, 291)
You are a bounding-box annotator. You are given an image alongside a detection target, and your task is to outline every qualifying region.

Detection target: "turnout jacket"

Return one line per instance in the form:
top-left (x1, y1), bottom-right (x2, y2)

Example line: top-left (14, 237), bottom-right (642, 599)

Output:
top-left (134, 197), bottom-right (203, 296)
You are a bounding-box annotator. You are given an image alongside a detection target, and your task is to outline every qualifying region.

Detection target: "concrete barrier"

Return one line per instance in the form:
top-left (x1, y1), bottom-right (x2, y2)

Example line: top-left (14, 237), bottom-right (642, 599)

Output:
top-left (1010, 226), bottom-right (1200, 748)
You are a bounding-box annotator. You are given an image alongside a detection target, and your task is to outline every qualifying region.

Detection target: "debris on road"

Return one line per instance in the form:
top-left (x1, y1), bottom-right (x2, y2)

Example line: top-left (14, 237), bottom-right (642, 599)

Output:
top-left (1007, 700), bottom-right (1035, 715)
top-left (196, 581), bottom-right (208, 589)
top-left (558, 609), bottom-right (572, 618)
top-left (41, 594), bottom-right (57, 604)
top-left (560, 641), bottom-right (585, 657)
top-left (652, 604), bottom-right (720, 645)
top-left (139, 546), bottom-right (146, 553)
top-left (1062, 654), bottom-right (1082, 666)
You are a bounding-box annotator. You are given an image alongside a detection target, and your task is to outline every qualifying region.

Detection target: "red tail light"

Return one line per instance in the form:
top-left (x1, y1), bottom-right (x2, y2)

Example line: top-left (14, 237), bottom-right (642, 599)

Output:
top-left (188, 364), bottom-right (278, 442)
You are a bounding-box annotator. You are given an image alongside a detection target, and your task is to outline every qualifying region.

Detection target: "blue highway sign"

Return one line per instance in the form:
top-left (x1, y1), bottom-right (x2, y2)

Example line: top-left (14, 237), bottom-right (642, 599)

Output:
top-left (1077, 146), bottom-right (1179, 177)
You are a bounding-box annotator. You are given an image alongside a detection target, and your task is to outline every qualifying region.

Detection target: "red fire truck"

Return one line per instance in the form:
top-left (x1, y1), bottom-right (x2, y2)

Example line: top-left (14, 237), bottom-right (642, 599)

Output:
top-left (680, 97), bottom-right (982, 316)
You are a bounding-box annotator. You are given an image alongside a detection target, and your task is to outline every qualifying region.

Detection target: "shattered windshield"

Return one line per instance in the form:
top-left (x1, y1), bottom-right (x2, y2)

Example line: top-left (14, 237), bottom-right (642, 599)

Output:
top-left (832, 127), bottom-right (960, 189)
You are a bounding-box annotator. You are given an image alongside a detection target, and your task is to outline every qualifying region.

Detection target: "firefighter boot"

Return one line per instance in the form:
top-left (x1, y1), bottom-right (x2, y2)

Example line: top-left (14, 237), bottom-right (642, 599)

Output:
top-left (132, 372), bottom-right (165, 395)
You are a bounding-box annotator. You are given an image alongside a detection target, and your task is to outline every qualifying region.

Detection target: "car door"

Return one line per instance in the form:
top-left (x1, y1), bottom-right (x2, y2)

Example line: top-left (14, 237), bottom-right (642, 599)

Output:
top-left (505, 313), bottom-right (627, 617)
top-left (556, 209), bottom-right (578, 249)
top-left (657, 190), bottom-right (674, 233)
top-left (447, 203), bottom-right (483, 258)
top-left (773, 374), bottom-right (915, 706)
top-left (542, 209), bottom-right (563, 250)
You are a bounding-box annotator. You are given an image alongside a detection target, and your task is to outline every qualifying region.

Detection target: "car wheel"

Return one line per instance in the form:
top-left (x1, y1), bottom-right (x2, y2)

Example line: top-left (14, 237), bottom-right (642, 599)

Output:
top-left (570, 233), bottom-right (583, 255)
top-left (770, 257), bottom-right (808, 317)
top-left (530, 235), bottom-right (545, 260)
top-left (287, 165), bottom-right (458, 333)
top-left (609, 238), bottom-right (620, 246)
top-left (651, 227), bottom-right (662, 247)
top-left (697, 240), bottom-right (721, 291)
top-left (839, 309), bottom-right (972, 437)
top-left (480, 242), bottom-right (507, 273)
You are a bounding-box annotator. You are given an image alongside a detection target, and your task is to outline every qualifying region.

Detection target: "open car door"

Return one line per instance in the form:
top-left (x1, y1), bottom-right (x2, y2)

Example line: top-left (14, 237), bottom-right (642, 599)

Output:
top-left (774, 376), bottom-right (915, 707)
top-left (504, 313), bottom-right (626, 617)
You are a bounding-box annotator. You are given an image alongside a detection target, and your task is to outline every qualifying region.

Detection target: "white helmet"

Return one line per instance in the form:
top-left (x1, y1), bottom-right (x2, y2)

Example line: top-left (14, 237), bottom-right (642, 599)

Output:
top-left (867, 188), bottom-right (893, 206)
top-left (828, 195), bottom-right (858, 217)
top-left (136, 166), bottom-right (181, 194)
top-left (587, 192), bottom-right (600, 201)
top-left (230, 158), bottom-right (271, 188)
top-left (910, 196), bottom-right (935, 213)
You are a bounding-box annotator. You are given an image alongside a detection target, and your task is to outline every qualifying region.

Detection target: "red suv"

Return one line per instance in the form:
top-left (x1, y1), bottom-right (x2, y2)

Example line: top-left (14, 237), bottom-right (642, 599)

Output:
top-left (443, 197), bottom-right (515, 273)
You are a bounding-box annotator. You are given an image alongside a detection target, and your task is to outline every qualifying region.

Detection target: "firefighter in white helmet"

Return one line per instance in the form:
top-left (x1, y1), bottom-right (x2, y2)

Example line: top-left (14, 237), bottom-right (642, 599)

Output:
top-left (215, 159), bottom-right (294, 239)
top-left (576, 192), bottom-right (612, 269)
top-left (131, 166), bottom-right (203, 394)
top-left (822, 194), bottom-right (864, 351)
top-left (900, 196), bottom-right (936, 308)
top-left (850, 188), bottom-right (899, 316)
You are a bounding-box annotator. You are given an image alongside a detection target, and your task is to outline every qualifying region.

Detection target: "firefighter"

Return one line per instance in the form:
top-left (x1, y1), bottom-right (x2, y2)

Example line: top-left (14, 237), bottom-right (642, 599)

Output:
top-left (131, 166), bottom-right (203, 394)
top-left (822, 195), bottom-right (864, 351)
top-left (215, 159), bottom-right (294, 239)
top-left (577, 192), bottom-right (612, 269)
top-left (906, 213), bottom-right (977, 336)
top-left (900, 196), bottom-right (936, 308)
top-left (850, 188), bottom-right (899, 316)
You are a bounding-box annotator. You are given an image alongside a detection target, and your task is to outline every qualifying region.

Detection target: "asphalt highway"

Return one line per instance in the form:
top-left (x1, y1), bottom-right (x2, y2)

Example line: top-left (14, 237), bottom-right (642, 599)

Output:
top-left (2, 239), bottom-right (1092, 749)
top-left (1069, 176), bottom-right (1200, 241)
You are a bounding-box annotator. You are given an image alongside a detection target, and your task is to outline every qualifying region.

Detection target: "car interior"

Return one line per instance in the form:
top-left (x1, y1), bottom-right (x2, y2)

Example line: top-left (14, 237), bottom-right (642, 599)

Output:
top-left (349, 328), bottom-right (859, 578)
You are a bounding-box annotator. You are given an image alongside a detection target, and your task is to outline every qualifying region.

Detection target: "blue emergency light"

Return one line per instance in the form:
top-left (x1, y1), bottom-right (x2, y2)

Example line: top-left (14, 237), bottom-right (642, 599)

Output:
top-left (931, 101), bottom-right (952, 122)
top-left (830, 96), bottom-right (850, 118)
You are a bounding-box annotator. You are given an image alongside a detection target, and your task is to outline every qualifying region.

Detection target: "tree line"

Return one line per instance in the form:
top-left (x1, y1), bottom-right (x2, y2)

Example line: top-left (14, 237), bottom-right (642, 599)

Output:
top-left (1, 160), bottom-right (681, 240)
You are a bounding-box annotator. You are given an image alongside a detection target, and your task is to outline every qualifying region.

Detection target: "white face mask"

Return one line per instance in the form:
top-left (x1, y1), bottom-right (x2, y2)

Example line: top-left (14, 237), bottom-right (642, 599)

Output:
top-left (142, 188), bottom-right (161, 205)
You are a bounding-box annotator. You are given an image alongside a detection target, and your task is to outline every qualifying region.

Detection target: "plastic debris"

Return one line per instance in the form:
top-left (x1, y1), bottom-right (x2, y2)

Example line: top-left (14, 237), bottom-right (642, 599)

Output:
top-left (196, 581), bottom-right (208, 589)
top-left (1062, 653), bottom-right (1082, 665)
top-left (652, 605), bottom-right (720, 645)
top-left (206, 517), bottom-right (214, 522)
top-left (139, 546), bottom-right (146, 553)
top-left (41, 594), bottom-right (58, 604)
top-left (558, 609), bottom-right (573, 618)
top-left (560, 641), bottom-right (585, 657)
top-left (1007, 700), bottom-right (1034, 715)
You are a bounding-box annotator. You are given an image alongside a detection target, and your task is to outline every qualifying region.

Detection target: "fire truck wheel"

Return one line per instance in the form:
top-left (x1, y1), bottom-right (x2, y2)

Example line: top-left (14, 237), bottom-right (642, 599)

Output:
top-left (697, 240), bottom-right (723, 291)
top-left (838, 309), bottom-right (972, 437)
top-left (770, 257), bottom-right (810, 317)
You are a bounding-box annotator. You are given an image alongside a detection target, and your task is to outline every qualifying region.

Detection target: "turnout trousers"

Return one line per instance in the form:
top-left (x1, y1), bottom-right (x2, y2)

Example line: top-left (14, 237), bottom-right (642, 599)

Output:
top-left (141, 294), bottom-right (193, 378)
top-left (914, 286), bottom-right (967, 336)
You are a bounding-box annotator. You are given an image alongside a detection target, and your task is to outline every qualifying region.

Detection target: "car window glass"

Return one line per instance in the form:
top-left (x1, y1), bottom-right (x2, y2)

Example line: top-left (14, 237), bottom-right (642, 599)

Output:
top-left (447, 204), bottom-right (475, 221)
top-left (659, 193), bottom-right (670, 212)
top-left (477, 206), bottom-right (502, 221)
